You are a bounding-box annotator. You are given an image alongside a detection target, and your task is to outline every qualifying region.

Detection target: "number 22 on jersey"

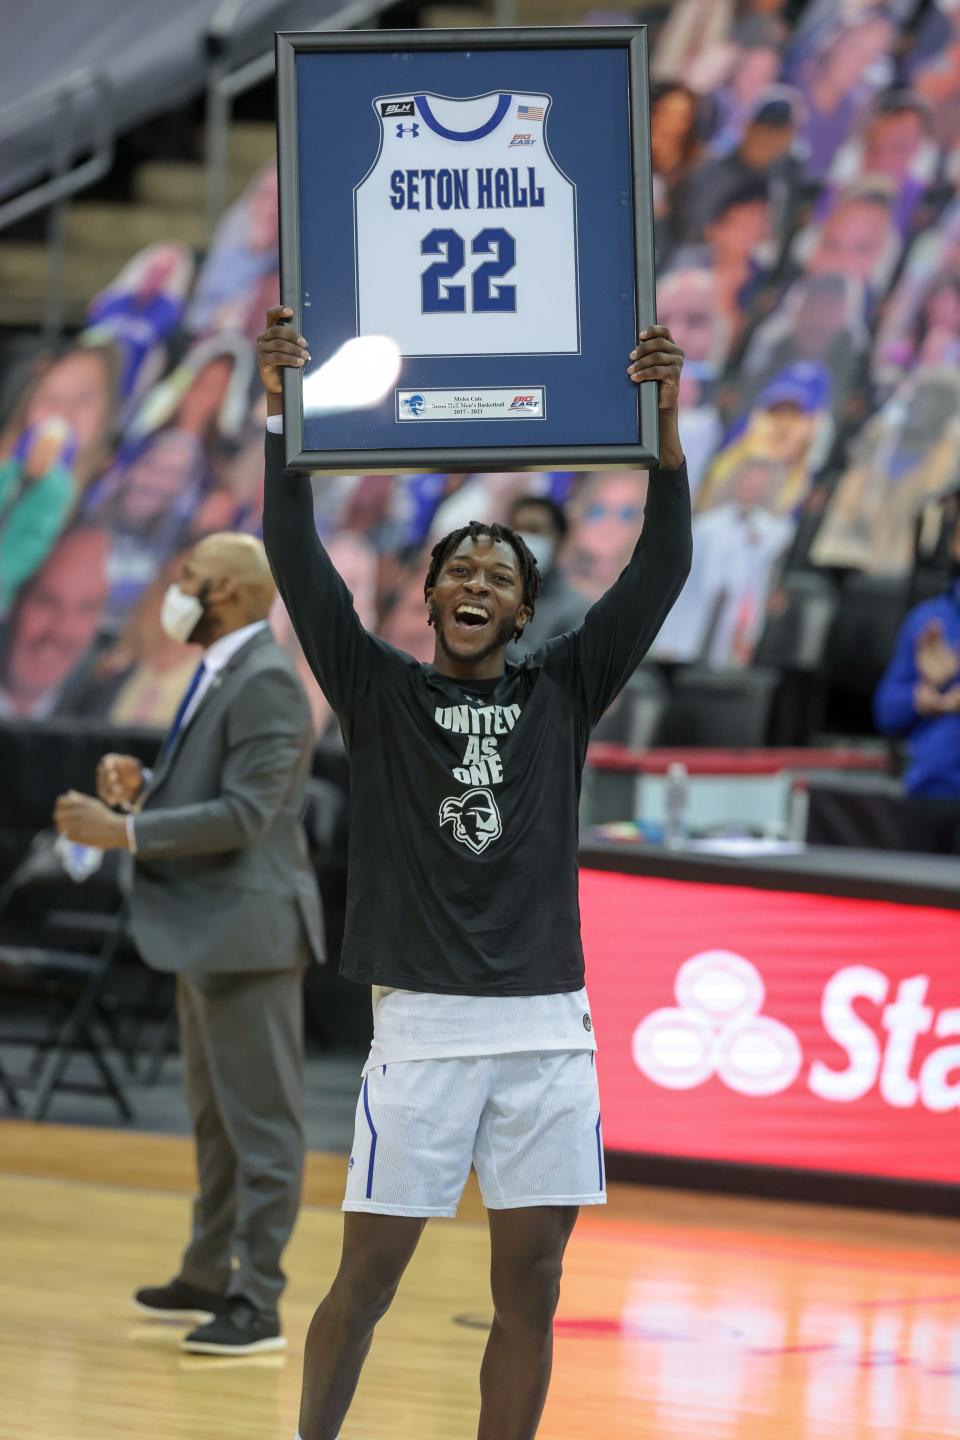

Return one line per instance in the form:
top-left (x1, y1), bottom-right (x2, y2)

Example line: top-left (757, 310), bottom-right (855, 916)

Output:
top-left (421, 227), bottom-right (516, 313)
top-left (355, 91), bottom-right (580, 357)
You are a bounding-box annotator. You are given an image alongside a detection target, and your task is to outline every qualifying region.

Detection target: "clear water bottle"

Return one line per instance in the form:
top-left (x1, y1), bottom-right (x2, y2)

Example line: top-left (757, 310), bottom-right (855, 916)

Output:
top-left (663, 761), bottom-right (689, 850)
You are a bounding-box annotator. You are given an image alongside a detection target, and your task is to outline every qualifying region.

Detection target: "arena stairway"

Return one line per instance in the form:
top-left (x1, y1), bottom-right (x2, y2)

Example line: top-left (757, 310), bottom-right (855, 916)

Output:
top-left (0, 120), bottom-right (276, 329)
top-left (0, 0), bottom-right (647, 329)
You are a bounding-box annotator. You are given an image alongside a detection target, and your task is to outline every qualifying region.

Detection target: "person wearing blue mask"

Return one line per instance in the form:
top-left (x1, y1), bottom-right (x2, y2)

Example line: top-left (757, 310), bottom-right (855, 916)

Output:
top-left (505, 494), bottom-right (589, 660)
top-left (874, 500), bottom-right (960, 851)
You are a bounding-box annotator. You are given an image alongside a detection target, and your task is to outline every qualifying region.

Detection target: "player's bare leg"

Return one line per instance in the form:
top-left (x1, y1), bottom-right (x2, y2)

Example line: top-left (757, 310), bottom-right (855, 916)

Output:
top-left (477, 1205), bottom-right (579, 1440)
top-left (298, 1212), bottom-right (426, 1440)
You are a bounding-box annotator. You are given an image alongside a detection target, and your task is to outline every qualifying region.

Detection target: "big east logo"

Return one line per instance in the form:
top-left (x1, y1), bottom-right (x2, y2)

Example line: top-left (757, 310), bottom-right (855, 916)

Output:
top-left (509, 394), bottom-right (538, 410)
top-left (633, 951), bottom-right (960, 1113)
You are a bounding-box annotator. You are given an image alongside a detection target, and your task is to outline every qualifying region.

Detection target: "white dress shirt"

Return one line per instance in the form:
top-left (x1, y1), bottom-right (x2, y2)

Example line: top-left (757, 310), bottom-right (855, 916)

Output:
top-left (127, 619), bottom-right (269, 852)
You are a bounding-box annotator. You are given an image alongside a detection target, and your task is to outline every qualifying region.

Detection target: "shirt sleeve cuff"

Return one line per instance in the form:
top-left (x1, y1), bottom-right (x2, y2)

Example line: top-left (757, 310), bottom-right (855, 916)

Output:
top-left (266, 415), bottom-right (284, 434)
top-left (126, 815), bottom-right (138, 854)
top-left (652, 456), bottom-right (687, 479)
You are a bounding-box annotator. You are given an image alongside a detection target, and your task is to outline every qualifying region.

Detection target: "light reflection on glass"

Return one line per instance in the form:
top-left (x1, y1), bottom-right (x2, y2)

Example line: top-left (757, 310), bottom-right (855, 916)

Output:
top-left (302, 335), bottom-right (401, 415)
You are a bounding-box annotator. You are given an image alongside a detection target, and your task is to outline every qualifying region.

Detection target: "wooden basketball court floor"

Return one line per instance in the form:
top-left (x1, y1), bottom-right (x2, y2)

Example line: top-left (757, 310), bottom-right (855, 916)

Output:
top-left (1, 1121), bottom-right (958, 1440)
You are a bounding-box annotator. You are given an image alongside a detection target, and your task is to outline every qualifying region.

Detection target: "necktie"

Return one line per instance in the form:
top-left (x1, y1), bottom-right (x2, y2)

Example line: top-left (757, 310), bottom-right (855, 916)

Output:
top-left (161, 660), bottom-right (206, 758)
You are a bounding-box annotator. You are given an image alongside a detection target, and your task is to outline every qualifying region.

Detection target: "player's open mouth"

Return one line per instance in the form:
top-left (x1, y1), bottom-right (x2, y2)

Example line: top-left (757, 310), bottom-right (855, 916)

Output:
top-left (453, 604), bottom-right (491, 632)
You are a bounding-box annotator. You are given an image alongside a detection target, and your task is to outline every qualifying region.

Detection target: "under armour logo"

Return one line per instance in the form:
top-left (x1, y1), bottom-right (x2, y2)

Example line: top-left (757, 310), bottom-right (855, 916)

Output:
top-left (632, 951), bottom-right (802, 1097)
top-left (396, 123), bottom-right (419, 138)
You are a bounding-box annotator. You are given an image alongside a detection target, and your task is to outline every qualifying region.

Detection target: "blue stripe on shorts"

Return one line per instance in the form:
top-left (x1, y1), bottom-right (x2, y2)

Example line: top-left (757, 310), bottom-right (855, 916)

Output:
top-left (362, 1075), bottom-right (378, 1199)
top-left (595, 1113), bottom-right (604, 1192)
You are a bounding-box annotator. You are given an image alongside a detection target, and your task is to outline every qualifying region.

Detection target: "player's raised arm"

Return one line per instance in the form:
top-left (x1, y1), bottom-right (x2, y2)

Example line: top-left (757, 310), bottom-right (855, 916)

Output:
top-left (543, 326), bottom-right (693, 728)
top-left (258, 307), bottom-right (377, 720)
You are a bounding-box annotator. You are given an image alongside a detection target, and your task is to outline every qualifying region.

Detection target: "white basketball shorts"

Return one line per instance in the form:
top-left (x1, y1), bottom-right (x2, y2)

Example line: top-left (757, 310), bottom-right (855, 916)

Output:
top-left (342, 1050), bottom-right (607, 1217)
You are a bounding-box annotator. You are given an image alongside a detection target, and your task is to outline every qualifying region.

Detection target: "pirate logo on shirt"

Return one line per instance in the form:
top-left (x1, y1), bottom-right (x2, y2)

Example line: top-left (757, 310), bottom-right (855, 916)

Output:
top-left (439, 787), bottom-right (503, 854)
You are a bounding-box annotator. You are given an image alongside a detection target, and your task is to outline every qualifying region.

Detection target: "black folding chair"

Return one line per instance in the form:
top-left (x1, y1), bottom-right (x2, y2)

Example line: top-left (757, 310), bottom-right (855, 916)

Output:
top-left (0, 831), bottom-right (135, 1121)
top-left (652, 667), bottom-right (780, 749)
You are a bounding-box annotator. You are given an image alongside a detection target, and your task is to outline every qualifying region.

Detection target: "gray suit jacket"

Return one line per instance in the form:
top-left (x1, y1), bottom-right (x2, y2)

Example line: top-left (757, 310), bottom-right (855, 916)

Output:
top-left (129, 628), bottom-right (325, 979)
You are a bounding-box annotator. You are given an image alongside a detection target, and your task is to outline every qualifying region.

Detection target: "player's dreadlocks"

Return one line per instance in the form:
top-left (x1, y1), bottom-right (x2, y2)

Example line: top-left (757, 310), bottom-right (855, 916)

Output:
top-left (424, 521), bottom-right (542, 637)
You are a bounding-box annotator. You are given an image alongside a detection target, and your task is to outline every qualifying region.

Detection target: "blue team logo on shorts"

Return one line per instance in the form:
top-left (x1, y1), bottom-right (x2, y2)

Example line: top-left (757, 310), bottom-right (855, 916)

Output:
top-left (401, 393), bottom-right (426, 416)
top-left (439, 787), bottom-right (503, 854)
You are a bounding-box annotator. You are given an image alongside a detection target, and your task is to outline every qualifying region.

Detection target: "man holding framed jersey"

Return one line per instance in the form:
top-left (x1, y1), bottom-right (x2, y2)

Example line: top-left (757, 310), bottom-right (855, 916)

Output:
top-left (257, 305), bottom-right (690, 1440)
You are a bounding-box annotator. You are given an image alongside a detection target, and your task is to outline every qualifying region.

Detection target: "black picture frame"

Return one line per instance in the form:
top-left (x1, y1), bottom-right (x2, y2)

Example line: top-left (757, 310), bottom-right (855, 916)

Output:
top-left (276, 25), bottom-right (658, 471)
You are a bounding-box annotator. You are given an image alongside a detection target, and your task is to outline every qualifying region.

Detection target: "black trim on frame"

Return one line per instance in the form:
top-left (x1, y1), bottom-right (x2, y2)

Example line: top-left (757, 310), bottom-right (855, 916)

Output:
top-left (275, 26), bottom-right (658, 472)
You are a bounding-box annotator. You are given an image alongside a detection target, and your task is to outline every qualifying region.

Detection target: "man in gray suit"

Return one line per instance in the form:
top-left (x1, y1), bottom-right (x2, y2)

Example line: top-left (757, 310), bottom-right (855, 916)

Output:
top-left (54, 531), bottom-right (323, 1356)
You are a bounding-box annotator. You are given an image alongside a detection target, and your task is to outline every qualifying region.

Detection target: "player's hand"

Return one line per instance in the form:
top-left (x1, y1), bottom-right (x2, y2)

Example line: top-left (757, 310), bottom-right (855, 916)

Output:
top-left (256, 306), bottom-right (310, 395)
top-left (915, 618), bottom-right (960, 689)
top-left (96, 753), bottom-right (144, 809)
top-left (627, 325), bottom-right (684, 412)
top-left (54, 792), bottom-right (129, 850)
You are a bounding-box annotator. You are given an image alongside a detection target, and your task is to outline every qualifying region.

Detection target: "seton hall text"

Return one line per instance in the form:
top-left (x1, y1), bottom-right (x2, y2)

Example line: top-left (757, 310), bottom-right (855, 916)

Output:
top-left (389, 167), bottom-right (545, 211)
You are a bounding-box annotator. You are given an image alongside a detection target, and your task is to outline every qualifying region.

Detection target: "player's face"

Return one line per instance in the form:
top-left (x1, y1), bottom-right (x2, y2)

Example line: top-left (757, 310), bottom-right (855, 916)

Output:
top-left (428, 536), bottom-right (529, 665)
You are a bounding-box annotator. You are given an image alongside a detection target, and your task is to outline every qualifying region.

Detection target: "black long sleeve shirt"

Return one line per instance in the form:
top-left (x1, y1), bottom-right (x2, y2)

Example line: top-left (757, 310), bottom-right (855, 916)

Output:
top-left (263, 430), bottom-right (692, 995)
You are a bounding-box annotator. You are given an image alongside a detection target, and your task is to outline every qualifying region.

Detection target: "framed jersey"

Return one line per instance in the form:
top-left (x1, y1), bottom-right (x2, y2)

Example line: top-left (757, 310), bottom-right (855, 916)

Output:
top-left (276, 26), bottom-right (659, 471)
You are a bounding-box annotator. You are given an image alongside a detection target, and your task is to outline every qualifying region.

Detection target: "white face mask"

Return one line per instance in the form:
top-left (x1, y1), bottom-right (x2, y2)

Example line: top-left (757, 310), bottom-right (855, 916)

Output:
top-left (519, 532), bottom-right (556, 576)
top-left (160, 584), bottom-right (204, 644)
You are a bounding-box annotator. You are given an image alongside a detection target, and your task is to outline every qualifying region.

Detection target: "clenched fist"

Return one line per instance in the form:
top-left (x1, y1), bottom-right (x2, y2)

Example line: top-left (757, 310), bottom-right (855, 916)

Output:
top-left (96, 753), bottom-right (144, 810)
top-left (54, 792), bottom-right (129, 850)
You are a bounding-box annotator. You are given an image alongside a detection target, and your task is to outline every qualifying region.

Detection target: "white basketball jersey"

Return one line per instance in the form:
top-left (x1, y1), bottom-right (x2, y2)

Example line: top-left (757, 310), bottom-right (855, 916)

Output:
top-left (354, 91), bottom-right (579, 358)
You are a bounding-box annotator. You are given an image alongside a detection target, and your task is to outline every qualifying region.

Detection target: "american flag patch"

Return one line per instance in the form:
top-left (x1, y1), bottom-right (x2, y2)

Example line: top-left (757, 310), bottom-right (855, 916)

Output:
top-left (517, 104), bottom-right (544, 121)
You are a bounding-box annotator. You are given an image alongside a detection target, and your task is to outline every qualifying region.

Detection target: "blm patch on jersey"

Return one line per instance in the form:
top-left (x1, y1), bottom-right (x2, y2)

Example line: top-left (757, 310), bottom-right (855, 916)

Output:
top-left (379, 100), bottom-right (415, 117)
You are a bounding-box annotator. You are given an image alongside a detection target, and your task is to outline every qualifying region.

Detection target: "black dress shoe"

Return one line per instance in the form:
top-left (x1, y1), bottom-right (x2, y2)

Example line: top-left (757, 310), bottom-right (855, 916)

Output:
top-left (132, 1278), bottom-right (228, 1323)
top-left (182, 1296), bottom-right (286, 1355)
